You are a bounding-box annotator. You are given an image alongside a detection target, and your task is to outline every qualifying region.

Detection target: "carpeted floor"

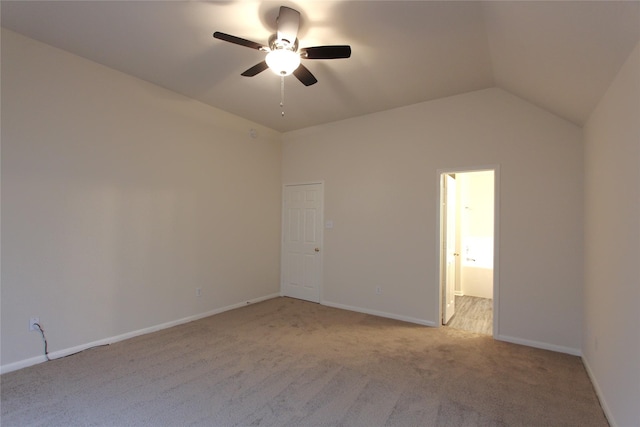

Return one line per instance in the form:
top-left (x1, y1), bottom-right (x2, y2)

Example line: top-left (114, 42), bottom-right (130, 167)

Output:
top-left (1, 297), bottom-right (607, 426)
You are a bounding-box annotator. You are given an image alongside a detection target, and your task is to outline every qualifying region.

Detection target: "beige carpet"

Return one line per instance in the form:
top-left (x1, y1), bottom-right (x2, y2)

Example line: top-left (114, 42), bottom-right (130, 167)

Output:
top-left (1, 297), bottom-right (607, 426)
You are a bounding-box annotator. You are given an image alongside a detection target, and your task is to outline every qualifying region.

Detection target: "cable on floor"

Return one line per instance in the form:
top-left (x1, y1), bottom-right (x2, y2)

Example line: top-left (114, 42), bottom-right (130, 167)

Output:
top-left (33, 323), bottom-right (110, 361)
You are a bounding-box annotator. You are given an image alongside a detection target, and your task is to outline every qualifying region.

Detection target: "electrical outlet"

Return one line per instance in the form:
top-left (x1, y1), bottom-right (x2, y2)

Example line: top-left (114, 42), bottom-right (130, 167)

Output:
top-left (29, 317), bottom-right (40, 332)
top-left (196, 288), bottom-right (202, 297)
top-left (375, 286), bottom-right (382, 295)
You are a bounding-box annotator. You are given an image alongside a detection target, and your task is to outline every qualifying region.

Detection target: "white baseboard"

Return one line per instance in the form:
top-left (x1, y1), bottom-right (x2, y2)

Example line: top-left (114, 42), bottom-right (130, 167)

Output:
top-left (496, 333), bottom-right (581, 356)
top-left (321, 300), bottom-right (437, 327)
top-left (1, 355), bottom-right (50, 374)
top-left (582, 355), bottom-right (616, 427)
top-left (0, 293), bottom-right (280, 375)
top-left (454, 290), bottom-right (465, 296)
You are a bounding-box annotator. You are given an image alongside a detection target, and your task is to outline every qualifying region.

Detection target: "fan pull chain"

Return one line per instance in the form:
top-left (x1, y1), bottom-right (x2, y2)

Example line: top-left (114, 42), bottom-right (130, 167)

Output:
top-left (280, 76), bottom-right (285, 117)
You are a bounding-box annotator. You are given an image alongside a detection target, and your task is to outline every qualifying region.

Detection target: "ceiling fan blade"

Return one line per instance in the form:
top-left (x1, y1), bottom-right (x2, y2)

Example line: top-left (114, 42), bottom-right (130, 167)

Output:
top-left (213, 32), bottom-right (266, 51)
top-left (301, 46), bottom-right (352, 59)
top-left (241, 61), bottom-right (269, 77)
top-left (293, 64), bottom-right (318, 86)
top-left (276, 6), bottom-right (300, 45)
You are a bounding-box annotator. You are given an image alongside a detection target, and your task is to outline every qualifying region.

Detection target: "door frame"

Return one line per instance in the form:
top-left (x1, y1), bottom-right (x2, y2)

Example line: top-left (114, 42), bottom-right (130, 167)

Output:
top-left (280, 181), bottom-right (325, 303)
top-left (436, 166), bottom-right (500, 338)
top-left (442, 173), bottom-right (458, 325)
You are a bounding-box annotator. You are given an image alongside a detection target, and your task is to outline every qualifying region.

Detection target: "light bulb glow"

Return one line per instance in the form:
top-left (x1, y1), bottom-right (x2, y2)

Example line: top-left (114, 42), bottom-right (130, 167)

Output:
top-left (265, 49), bottom-right (300, 76)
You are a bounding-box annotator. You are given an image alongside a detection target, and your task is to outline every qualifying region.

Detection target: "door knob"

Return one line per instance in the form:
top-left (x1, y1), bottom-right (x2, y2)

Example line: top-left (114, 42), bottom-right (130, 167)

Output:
top-left (315, 248), bottom-right (320, 252)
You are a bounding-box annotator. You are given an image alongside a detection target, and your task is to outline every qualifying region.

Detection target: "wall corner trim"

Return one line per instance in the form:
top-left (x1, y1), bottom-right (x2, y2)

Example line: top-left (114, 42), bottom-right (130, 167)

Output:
top-left (496, 334), bottom-right (581, 356)
top-left (321, 300), bottom-right (436, 327)
top-left (582, 355), bottom-right (617, 427)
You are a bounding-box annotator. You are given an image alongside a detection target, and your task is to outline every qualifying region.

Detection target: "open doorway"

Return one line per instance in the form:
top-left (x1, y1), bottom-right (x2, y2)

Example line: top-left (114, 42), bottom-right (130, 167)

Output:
top-left (439, 168), bottom-right (497, 336)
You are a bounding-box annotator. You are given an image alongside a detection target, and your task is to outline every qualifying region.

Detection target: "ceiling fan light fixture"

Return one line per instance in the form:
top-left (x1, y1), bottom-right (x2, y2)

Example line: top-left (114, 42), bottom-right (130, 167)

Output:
top-left (265, 48), bottom-right (300, 76)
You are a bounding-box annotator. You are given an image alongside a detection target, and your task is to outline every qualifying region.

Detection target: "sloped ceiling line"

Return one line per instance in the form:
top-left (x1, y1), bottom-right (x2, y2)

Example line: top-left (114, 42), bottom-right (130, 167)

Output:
top-left (1, 1), bottom-right (639, 131)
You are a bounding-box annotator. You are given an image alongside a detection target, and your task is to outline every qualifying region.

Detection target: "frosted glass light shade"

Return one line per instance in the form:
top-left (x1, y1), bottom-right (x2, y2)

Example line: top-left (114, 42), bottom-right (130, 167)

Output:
top-left (265, 49), bottom-right (300, 76)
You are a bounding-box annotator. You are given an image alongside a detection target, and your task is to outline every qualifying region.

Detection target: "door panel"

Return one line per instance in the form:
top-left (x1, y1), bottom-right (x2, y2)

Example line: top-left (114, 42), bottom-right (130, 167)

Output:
top-left (443, 174), bottom-right (457, 324)
top-left (282, 183), bottom-right (323, 302)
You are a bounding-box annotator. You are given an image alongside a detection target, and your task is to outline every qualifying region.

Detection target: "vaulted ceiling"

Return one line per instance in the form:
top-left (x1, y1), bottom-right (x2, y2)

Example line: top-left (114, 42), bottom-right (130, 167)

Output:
top-left (2, 1), bottom-right (639, 132)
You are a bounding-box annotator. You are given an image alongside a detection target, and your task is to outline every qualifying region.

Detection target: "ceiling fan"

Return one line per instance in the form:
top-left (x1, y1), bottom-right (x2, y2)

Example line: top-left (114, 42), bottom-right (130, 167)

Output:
top-left (213, 6), bottom-right (351, 87)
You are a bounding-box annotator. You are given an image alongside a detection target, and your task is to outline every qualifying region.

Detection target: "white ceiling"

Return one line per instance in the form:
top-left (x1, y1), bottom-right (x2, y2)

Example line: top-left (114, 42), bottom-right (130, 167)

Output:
top-left (2, 1), bottom-right (639, 132)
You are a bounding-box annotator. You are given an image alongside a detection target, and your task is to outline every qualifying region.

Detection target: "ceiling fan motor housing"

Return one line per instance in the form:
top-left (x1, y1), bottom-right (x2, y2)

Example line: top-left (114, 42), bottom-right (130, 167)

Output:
top-left (276, 6), bottom-right (300, 48)
top-left (269, 34), bottom-right (298, 52)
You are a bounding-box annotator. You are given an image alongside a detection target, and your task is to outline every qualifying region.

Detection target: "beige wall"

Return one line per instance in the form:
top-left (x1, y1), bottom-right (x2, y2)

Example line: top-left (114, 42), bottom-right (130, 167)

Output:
top-left (283, 88), bottom-right (584, 353)
top-left (583, 42), bottom-right (640, 427)
top-left (1, 29), bottom-right (282, 370)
